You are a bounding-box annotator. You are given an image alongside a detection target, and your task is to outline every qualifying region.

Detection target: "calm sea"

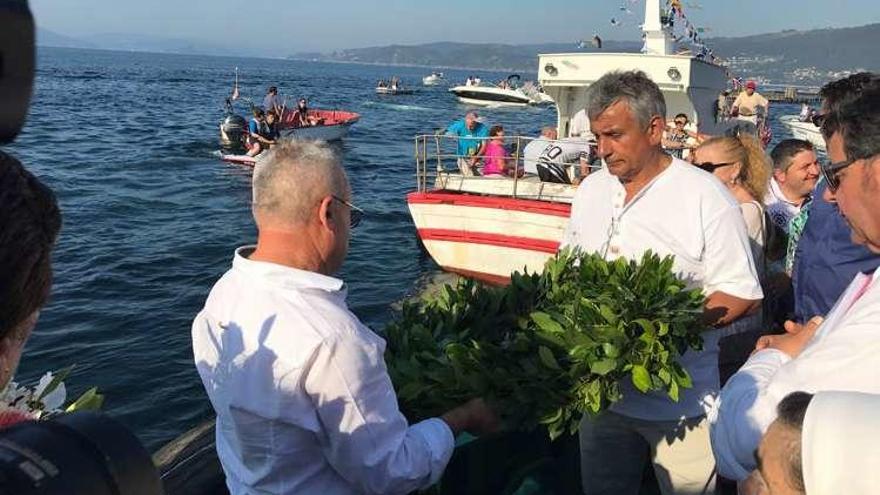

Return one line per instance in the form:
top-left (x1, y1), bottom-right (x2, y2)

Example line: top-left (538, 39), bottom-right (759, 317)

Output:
top-left (6, 47), bottom-right (801, 451)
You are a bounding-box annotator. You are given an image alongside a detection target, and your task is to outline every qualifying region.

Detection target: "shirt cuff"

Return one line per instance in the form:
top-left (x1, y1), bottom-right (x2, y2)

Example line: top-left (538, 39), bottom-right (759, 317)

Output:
top-left (412, 418), bottom-right (455, 485)
top-left (741, 348), bottom-right (791, 370)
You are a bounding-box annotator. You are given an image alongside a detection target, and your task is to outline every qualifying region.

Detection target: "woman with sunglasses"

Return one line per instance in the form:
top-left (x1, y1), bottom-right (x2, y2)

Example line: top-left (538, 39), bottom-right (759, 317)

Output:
top-left (692, 134), bottom-right (772, 384)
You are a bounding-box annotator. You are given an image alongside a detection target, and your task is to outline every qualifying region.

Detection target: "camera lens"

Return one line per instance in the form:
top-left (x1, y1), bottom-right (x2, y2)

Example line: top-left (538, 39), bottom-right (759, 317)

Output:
top-left (0, 412), bottom-right (162, 495)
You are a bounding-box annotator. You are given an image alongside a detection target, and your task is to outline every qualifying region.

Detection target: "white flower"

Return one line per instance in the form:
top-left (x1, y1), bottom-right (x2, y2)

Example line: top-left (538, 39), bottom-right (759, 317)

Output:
top-left (34, 372), bottom-right (67, 412)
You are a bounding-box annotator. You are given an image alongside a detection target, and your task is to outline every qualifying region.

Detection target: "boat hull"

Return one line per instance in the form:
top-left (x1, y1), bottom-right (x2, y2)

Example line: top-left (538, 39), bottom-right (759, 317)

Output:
top-left (407, 191), bottom-right (571, 284)
top-left (278, 109), bottom-right (359, 141)
top-left (376, 87), bottom-right (414, 95)
top-left (448, 86), bottom-right (533, 107)
top-left (779, 115), bottom-right (826, 151)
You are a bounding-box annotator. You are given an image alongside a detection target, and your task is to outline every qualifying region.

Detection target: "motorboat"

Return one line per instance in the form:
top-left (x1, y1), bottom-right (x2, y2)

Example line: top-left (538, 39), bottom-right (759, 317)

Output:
top-left (448, 74), bottom-right (552, 107)
top-left (375, 86), bottom-right (414, 95)
top-left (408, 0), bottom-right (732, 284)
top-left (219, 107), bottom-right (360, 150)
top-left (422, 72), bottom-right (445, 86)
top-left (779, 115), bottom-right (826, 151)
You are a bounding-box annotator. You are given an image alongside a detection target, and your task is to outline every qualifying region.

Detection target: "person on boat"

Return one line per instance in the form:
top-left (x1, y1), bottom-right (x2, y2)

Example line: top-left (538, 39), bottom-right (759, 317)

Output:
top-left (497, 79), bottom-right (510, 90)
top-left (264, 110), bottom-right (280, 141)
top-left (563, 70), bottom-right (762, 495)
top-left (764, 139), bottom-right (819, 234)
top-left (192, 140), bottom-right (499, 495)
top-left (0, 152), bottom-right (62, 392)
top-left (292, 98), bottom-right (320, 127)
top-left (709, 83), bottom-right (880, 484)
top-left (377, 79), bottom-right (387, 89)
top-left (691, 134), bottom-right (772, 384)
top-left (246, 108), bottom-right (275, 157)
top-left (480, 125), bottom-right (513, 176)
top-left (731, 81), bottom-right (769, 124)
top-left (569, 107), bottom-right (592, 138)
top-left (747, 391), bottom-right (880, 495)
top-left (262, 86), bottom-right (282, 116)
top-left (465, 75), bottom-right (474, 86)
top-left (390, 76), bottom-right (400, 91)
top-left (662, 113), bottom-right (700, 160)
top-left (444, 111), bottom-right (489, 176)
top-left (522, 126), bottom-right (593, 184)
top-left (473, 76), bottom-right (482, 85)
top-left (787, 73), bottom-right (880, 328)
top-left (798, 103), bottom-right (812, 122)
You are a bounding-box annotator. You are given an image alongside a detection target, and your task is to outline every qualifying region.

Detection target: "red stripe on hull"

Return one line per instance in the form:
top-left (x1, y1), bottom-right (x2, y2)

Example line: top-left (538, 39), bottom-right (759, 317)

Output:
top-left (407, 191), bottom-right (571, 217)
top-left (444, 267), bottom-right (511, 286)
top-left (418, 228), bottom-right (560, 254)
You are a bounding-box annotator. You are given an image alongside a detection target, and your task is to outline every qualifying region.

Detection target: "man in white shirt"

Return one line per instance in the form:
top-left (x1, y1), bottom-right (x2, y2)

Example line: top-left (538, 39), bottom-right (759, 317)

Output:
top-left (563, 70), bottom-right (763, 495)
top-left (709, 84), bottom-right (880, 484)
top-left (764, 139), bottom-right (820, 232)
top-left (192, 140), bottom-right (498, 495)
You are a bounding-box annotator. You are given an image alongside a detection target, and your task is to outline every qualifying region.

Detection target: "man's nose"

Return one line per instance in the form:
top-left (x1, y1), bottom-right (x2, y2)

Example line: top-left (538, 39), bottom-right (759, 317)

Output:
top-left (597, 138), bottom-right (611, 158)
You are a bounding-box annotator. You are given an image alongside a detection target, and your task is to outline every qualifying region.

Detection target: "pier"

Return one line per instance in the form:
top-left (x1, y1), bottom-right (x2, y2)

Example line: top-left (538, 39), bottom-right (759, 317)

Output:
top-left (758, 84), bottom-right (822, 104)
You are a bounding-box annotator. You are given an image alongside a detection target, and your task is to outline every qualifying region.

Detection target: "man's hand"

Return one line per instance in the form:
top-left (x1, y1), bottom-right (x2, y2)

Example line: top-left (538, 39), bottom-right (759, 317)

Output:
top-left (753, 316), bottom-right (824, 358)
top-left (440, 398), bottom-right (501, 437)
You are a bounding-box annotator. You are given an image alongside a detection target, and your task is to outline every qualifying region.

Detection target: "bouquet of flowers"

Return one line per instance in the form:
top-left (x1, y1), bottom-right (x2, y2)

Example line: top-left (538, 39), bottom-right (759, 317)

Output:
top-left (0, 365), bottom-right (103, 428)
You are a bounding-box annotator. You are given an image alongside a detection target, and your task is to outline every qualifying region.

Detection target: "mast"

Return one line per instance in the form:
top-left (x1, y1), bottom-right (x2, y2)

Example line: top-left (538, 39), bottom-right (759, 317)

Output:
top-left (642, 0), bottom-right (675, 56)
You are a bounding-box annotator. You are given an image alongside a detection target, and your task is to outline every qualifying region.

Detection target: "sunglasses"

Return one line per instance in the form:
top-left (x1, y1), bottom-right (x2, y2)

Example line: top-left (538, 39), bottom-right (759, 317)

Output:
top-left (674, 120), bottom-right (687, 126)
top-left (694, 161), bottom-right (734, 173)
top-left (820, 158), bottom-right (856, 193)
top-left (332, 195), bottom-right (365, 228)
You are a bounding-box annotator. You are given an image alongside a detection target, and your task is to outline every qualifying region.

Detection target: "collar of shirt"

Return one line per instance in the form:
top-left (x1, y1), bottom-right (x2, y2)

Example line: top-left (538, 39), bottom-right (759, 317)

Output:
top-left (232, 245), bottom-right (346, 294)
top-left (768, 177), bottom-right (807, 208)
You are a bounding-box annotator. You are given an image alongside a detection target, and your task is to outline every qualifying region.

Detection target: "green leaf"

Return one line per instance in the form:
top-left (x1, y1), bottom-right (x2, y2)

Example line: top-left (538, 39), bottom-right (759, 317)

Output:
top-left (65, 387), bottom-right (104, 412)
top-left (602, 343), bottom-right (620, 358)
top-left (538, 346), bottom-right (562, 370)
top-left (531, 312), bottom-right (563, 334)
top-left (631, 365), bottom-right (651, 393)
top-left (589, 359), bottom-right (617, 376)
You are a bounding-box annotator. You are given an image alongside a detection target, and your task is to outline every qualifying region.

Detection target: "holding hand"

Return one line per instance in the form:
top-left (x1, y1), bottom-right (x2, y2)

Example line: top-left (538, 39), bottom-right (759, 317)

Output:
top-left (753, 316), bottom-right (824, 358)
top-left (441, 398), bottom-right (501, 437)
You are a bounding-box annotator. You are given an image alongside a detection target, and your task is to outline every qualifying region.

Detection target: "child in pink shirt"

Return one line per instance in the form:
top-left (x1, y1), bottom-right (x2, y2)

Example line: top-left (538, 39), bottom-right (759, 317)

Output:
top-left (482, 125), bottom-right (508, 176)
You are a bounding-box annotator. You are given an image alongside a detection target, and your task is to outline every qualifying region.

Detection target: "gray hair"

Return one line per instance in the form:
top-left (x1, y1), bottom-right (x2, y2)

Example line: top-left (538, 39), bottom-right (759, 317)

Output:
top-left (586, 70), bottom-right (666, 127)
top-left (252, 140), bottom-right (348, 225)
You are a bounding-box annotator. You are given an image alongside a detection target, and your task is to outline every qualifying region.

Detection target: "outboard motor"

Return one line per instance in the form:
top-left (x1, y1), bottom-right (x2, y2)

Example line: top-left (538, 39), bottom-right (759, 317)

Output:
top-left (220, 113), bottom-right (247, 147)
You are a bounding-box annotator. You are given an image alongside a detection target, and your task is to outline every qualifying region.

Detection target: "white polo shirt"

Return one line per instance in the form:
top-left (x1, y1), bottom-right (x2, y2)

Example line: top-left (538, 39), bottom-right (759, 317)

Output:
top-left (192, 247), bottom-right (454, 495)
top-left (562, 158), bottom-right (763, 421)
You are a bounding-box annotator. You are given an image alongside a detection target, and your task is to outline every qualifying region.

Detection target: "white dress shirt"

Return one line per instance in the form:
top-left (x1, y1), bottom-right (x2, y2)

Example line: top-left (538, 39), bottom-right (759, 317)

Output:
top-left (192, 247), bottom-right (454, 495)
top-left (709, 270), bottom-right (880, 481)
top-left (562, 158), bottom-right (763, 421)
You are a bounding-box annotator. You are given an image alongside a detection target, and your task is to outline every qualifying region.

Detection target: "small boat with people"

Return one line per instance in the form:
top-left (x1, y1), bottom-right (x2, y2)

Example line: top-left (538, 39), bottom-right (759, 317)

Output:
top-left (375, 77), bottom-right (414, 95)
top-left (448, 74), bottom-right (553, 107)
top-left (422, 71), bottom-right (445, 85)
top-left (409, 0), bottom-right (733, 283)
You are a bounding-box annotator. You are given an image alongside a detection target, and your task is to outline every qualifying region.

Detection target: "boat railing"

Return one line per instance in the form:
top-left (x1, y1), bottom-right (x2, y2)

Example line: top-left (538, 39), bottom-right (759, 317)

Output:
top-left (413, 134), bottom-right (597, 200)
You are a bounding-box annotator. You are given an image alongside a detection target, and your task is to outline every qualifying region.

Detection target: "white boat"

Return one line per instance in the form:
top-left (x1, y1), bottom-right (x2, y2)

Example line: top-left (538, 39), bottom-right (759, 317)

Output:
top-left (407, 0), bottom-right (731, 284)
top-left (448, 75), bottom-right (552, 107)
top-left (779, 115), bottom-right (826, 151)
top-left (376, 86), bottom-right (414, 95)
top-left (423, 72), bottom-right (445, 86)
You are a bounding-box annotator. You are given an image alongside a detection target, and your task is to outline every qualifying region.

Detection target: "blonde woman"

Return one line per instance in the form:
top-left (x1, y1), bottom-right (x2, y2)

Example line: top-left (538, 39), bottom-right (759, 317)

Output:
top-left (692, 134), bottom-right (772, 384)
top-left (692, 134), bottom-right (771, 279)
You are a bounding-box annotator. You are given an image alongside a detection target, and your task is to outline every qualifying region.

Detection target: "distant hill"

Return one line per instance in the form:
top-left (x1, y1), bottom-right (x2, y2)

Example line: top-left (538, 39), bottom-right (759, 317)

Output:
top-left (291, 24), bottom-right (880, 84)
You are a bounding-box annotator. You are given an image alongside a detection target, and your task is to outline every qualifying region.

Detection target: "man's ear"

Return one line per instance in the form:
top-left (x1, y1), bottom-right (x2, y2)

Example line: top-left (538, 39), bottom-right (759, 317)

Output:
top-left (773, 167), bottom-right (786, 184)
top-left (648, 115), bottom-right (665, 144)
top-left (317, 196), bottom-right (334, 231)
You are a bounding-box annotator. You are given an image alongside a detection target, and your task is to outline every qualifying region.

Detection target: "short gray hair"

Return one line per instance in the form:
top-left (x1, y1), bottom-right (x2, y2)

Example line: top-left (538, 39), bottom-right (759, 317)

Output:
top-left (586, 70), bottom-right (666, 127)
top-left (252, 140), bottom-right (348, 225)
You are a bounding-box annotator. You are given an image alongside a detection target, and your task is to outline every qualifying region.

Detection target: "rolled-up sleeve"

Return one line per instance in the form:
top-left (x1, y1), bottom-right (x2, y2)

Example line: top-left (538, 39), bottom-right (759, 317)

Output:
top-left (709, 349), bottom-right (791, 480)
top-left (702, 203), bottom-right (764, 300)
top-left (304, 329), bottom-right (455, 495)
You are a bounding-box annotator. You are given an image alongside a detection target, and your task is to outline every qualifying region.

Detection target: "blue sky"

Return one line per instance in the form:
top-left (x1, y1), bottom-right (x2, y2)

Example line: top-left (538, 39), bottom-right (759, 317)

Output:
top-left (32, 0), bottom-right (880, 54)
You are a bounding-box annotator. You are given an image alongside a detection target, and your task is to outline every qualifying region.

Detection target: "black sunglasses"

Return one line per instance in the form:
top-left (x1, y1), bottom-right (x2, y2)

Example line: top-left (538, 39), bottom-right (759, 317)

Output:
top-left (332, 195), bottom-right (364, 228)
top-left (694, 161), bottom-right (735, 173)
top-left (820, 158), bottom-right (856, 193)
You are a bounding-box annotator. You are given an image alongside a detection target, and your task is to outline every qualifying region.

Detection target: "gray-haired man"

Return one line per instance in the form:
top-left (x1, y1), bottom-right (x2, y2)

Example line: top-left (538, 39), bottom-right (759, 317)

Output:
top-left (192, 140), bottom-right (498, 495)
top-left (561, 71), bottom-right (762, 494)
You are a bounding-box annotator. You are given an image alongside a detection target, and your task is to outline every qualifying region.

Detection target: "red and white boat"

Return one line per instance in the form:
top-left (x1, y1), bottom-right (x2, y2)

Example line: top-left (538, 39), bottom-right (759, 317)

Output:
top-left (277, 109), bottom-right (360, 141)
top-left (407, 0), bottom-right (731, 284)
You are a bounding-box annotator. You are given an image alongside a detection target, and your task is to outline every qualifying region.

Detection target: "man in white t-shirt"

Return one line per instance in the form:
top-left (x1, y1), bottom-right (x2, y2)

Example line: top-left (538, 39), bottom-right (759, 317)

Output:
top-left (562, 70), bottom-right (763, 495)
top-left (569, 107), bottom-right (591, 138)
top-left (522, 126), bottom-right (594, 183)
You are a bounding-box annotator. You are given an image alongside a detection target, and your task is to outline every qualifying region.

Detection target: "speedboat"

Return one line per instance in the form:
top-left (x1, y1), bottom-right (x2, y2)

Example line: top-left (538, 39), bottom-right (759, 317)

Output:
top-left (409, 0), bottom-right (732, 284)
top-left (375, 86), bottom-right (414, 95)
top-left (779, 115), bottom-right (826, 151)
top-left (422, 72), bottom-right (445, 86)
top-left (448, 74), bottom-right (552, 107)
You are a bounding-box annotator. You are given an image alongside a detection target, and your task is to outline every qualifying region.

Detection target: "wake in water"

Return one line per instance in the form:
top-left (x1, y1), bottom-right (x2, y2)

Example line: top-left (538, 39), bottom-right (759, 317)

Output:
top-left (363, 101), bottom-right (438, 113)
